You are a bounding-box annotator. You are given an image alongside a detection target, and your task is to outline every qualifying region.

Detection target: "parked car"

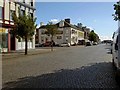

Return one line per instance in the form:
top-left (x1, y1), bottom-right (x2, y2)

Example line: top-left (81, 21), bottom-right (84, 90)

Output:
top-left (71, 43), bottom-right (77, 46)
top-left (35, 44), bottom-right (40, 47)
top-left (35, 43), bottom-right (43, 47)
top-left (54, 42), bottom-right (60, 47)
top-left (85, 41), bottom-right (92, 46)
top-left (93, 42), bottom-right (97, 45)
top-left (60, 43), bottom-right (70, 47)
top-left (112, 28), bottom-right (120, 83)
top-left (41, 41), bottom-right (60, 47)
top-left (42, 41), bottom-right (51, 47)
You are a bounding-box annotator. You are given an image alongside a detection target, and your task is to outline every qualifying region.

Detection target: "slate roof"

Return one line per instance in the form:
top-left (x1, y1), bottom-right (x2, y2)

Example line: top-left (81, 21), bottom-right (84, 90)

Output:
top-left (38, 20), bottom-right (82, 31)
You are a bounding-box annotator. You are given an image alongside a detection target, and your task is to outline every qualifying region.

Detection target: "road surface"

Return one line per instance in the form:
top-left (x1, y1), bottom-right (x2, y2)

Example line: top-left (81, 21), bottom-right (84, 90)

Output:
top-left (2, 44), bottom-right (120, 88)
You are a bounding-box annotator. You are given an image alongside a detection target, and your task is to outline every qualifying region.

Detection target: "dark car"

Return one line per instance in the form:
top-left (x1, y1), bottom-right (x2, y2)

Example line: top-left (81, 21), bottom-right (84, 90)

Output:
top-left (42, 41), bottom-right (51, 47)
top-left (86, 42), bottom-right (92, 46)
top-left (42, 41), bottom-right (60, 47)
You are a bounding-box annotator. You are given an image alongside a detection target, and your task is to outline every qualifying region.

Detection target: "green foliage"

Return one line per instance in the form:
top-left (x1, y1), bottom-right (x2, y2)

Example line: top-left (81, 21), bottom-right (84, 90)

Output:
top-left (113, 1), bottom-right (120, 21)
top-left (2, 33), bottom-right (6, 41)
top-left (45, 24), bottom-right (58, 37)
top-left (89, 30), bottom-right (99, 42)
top-left (45, 24), bottom-right (58, 51)
top-left (11, 11), bottom-right (37, 55)
top-left (11, 13), bottom-right (37, 39)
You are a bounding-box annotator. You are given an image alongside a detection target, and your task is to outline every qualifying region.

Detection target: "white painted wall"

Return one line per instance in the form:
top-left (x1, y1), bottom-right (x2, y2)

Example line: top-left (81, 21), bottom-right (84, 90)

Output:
top-left (0, 0), bottom-right (3, 7)
top-left (16, 40), bottom-right (34, 50)
top-left (4, 2), bottom-right (9, 21)
top-left (38, 26), bottom-right (84, 45)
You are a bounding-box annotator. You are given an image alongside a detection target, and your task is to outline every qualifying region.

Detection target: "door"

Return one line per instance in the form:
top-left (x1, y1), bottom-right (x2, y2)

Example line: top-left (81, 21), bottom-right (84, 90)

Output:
top-left (10, 34), bottom-right (15, 50)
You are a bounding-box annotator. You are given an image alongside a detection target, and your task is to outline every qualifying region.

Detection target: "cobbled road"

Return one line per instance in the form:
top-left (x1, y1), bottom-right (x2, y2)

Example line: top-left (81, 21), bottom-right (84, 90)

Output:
top-left (2, 44), bottom-right (120, 88)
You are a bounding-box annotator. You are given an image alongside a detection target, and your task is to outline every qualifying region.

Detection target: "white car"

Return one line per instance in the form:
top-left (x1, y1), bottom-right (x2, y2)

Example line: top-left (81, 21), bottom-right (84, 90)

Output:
top-left (60, 43), bottom-right (70, 47)
top-left (112, 28), bottom-right (120, 82)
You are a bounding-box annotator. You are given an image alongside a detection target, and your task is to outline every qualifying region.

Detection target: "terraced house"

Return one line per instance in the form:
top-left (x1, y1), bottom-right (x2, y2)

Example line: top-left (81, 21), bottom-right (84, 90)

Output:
top-left (37, 19), bottom-right (84, 46)
top-left (0, 0), bottom-right (35, 52)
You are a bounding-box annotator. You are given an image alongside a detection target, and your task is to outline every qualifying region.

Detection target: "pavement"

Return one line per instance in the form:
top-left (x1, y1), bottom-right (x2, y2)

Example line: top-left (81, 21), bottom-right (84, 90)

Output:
top-left (1, 46), bottom-right (84, 60)
top-left (2, 47), bottom-right (54, 60)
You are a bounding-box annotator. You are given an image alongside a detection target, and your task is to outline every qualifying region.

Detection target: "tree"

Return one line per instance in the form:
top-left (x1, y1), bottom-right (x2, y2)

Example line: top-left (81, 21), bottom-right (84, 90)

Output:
top-left (113, 1), bottom-right (120, 21)
top-left (45, 24), bottom-right (58, 51)
top-left (89, 30), bottom-right (99, 42)
top-left (11, 11), bottom-right (37, 55)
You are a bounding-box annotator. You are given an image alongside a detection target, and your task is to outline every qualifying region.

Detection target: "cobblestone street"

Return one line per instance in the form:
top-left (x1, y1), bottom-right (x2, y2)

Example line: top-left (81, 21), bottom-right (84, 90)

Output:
top-left (2, 44), bottom-right (120, 89)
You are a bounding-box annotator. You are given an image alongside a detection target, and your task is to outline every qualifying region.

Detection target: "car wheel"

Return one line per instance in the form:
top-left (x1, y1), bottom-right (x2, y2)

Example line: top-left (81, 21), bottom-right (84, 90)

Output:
top-left (115, 70), bottom-right (120, 85)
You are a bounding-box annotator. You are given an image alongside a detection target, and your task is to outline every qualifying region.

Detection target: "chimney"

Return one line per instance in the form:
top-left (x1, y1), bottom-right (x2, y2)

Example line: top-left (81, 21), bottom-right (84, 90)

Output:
top-left (65, 18), bottom-right (70, 24)
top-left (77, 23), bottom-right (82, 28)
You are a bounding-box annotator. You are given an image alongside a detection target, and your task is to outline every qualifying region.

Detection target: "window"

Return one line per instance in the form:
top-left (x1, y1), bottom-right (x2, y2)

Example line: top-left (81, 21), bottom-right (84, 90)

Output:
top-left (20, 10), bottom-right (25, 16)
top-left (30, 13), bottom-right (33, 18)
top-left (29, 0), bottom-right (33, 6)
top-left (30, 0), bottom-right (33, 6)
top-left (0, 6), bottom-right (2, 19)
top-left (57, 31), bottom-right (63, 34)
top-left (57, 36), bottom-right (62, 39)
top-left (115, 36), bottom-right (118, 50)
top-left (1, 33), bottom-right (8, 48)
top-left (41, 30), bottom-right (45, 34)
top-left (72, 30), bottom-right (75, 34)
top-left (66, 30), bottom-right (69, 33)
top-left (10, 10), bottom-right (15, 21)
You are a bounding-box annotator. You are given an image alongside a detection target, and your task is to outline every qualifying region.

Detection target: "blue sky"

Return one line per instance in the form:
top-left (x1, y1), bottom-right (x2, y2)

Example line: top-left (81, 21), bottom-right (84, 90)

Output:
top-left (35, 2), bottom-right (118, 40)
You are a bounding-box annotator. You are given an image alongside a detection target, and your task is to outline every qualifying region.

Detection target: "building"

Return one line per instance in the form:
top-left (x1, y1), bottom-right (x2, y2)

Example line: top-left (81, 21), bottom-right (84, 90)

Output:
top-left (37, 19), bottom-right (84, 46)
top-left (82, 27), bottom-right (90, 42)
top-left (0, 0), bottom-right (35, 52)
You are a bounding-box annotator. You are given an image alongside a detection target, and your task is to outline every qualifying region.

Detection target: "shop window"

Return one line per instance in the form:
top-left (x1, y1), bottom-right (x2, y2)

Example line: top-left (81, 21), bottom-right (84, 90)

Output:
top-left (0, 6), bottom-right (2, 19)
top-left (0, 33), bottom-right (8, 48)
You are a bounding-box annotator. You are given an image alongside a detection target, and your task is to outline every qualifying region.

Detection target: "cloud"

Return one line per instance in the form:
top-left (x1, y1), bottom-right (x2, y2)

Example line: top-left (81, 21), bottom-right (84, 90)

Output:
top-left (50, 19), bottom-right (59, 24)
top-left (100, 36), bottom-right (112, 41)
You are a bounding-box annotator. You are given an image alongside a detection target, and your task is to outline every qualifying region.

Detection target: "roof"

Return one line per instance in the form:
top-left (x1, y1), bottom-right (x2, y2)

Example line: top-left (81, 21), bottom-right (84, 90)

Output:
top-left (38, 20), bottom-right (83, 31)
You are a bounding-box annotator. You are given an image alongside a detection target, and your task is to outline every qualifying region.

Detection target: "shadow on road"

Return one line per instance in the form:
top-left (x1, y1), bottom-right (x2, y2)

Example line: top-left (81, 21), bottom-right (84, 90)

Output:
top-left (2, 62), bottom-right (119, 89)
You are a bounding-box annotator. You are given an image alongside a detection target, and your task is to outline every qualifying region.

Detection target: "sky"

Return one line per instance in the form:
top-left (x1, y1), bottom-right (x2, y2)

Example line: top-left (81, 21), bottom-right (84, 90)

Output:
top-left (35, 2), bottom-right (118, 41)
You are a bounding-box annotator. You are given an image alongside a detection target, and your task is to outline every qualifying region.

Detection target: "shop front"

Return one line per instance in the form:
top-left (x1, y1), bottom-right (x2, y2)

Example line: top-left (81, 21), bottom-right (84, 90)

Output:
top-left (0, 28), bottom-right (8, 52)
